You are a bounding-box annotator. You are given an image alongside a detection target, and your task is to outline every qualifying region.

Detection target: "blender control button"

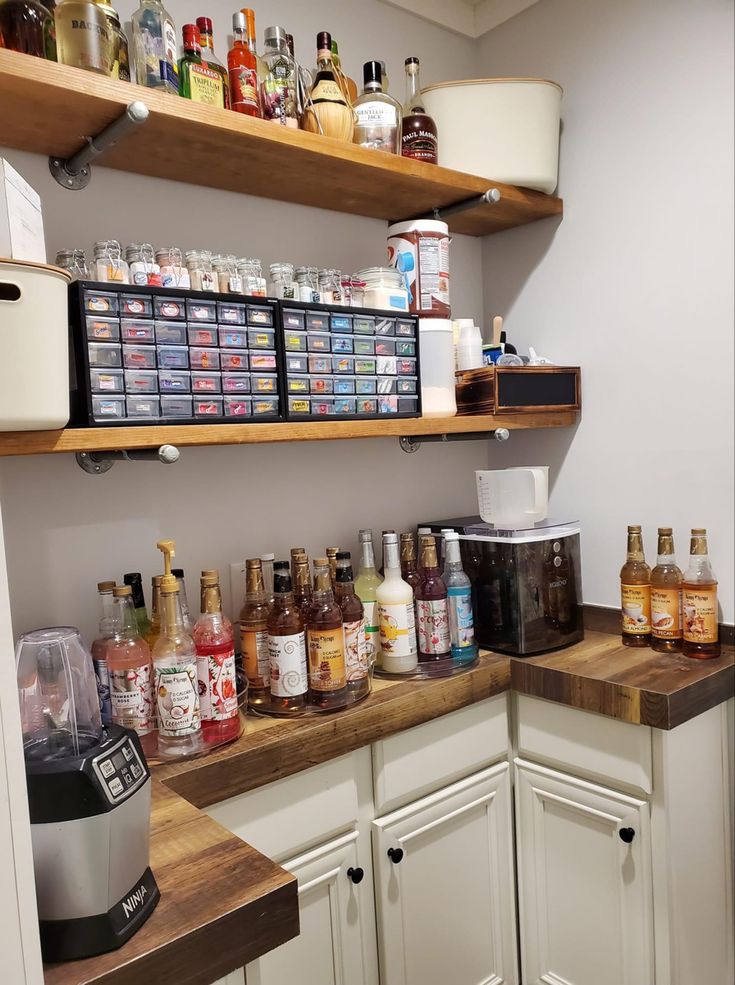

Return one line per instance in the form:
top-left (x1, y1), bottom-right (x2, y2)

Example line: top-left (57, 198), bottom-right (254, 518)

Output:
top-left (109, 777), bottom-right (124, 796)
top-left (100, 760), bottom-right (115, 778)
top-left (122, 769), bottom-right (133, 786)
top-left (131, 762), bottom-right (143, 779)
top-left (123, 746), bottom-right (134, 761)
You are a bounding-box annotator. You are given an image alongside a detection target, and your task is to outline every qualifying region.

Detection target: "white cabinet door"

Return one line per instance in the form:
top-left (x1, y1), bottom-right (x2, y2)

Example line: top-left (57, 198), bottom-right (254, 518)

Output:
top-left (246, 830), bottom-right (375, 985)
top-left (372, 763), bottom-right (518, 985)
top-left (515, 759), bottom-right (654, 985)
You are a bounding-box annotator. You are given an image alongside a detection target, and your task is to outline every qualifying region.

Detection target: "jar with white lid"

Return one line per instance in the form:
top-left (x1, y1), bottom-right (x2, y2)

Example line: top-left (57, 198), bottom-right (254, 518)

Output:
top-left (269, 261), bottom-right (296, 300)
top-left (55, 249), bottom-right (90, 280)
top-left (92, 240), bottom-right (129, 284)
top-left (156, 247), bottom-right (191, 289)
top-left (295, 266), bottom-right (320, 303)
top-left (237, 258), bottom-right (267, 296)
top-left (126, 243), bottom-right (161, 286)
top-left (418, 318), bottom-right (457, 418)
top-left (186, 250), bottom-right (216, 292)
top-left (213, 254), bottom-right (243, 294)
top-left (355, 266), bottom-right (409, 312)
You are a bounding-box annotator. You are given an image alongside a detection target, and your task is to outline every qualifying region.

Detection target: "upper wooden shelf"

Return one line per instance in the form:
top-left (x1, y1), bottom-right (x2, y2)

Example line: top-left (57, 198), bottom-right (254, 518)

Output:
top-left (0, 410), bottom-right (577, 457)
top-left (0, 50), bottom-right (562, 237)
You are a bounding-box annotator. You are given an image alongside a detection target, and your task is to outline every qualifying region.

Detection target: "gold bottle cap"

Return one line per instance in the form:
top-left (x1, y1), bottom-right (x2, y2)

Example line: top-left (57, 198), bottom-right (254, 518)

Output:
top-left (658, 527), bottom-right (673, 536)
top-left (314, 556), bottom-right (329, 567)
top-left (326, 546), bottom-right (340, 558)
top-left (691, 528), bottom-right (707, 536)
top-left (627, 525), bottom-right (642, 533)
top-left (314, 566), bottom-right (332, 591)
top-left (97, 580), bottom-right (116, 592)
top-left (291, 547), bottom-right (306, 557)
top-left (112, 585), bottom-right (132, 598)
top-left (246, 557), bottom-right (262, 570)
top-left (152, 574), bottom-right (163, 587)
top-left (201, 573), bottom-right (219, 586)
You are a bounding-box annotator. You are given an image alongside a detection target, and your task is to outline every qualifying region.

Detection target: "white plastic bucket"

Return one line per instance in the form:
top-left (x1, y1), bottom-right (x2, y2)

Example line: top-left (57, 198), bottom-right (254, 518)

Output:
top-left (421, 78), bottom-right (562, 194)
top-left (0, 258), bottom-right (71, 430)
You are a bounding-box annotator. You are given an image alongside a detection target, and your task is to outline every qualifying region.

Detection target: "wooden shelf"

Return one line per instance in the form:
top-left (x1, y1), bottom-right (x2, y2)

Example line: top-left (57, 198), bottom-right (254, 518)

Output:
top-left (0, 411), bottom-right (577, 457)
top-left (0, 50), bottom-right (562, 237)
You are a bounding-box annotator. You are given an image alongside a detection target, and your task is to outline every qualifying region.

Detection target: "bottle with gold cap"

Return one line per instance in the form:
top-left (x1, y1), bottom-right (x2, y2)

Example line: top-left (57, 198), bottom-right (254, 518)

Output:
top-left (620, 525), bottom-right (651, 647)
top-left (152, 540), bottom-right (203, 758)
top-left (107, 585), bottom-right (156, 758)
top-left (651, 528), bottom-right (683, 653)
top-left (239, 558), bottom-right (271, 706)
top-left (400, 532), bottom-right (421, 595)
top-left (307, 559), bottom-right (348, 709)
top-left (325, 547), bottom-right (340, 587)
top-left (290, 546), bottom-right (306, 583)
top-left (91, 580), bottom-right (116, 726)
top-left (194, 570), bottom-right (238, 745)
top-left (145, 575), bottom-right (163, 650)
top-left (682, 528), bottom-right (720, 659)
top-left (293, 552), bottom-right (313, 617)
top-left (415, 535), bottom-right (451, 663)
top-left (267, 561), bottom-right (308, 711)
top-left (334, 551), bottom-right (370, 701)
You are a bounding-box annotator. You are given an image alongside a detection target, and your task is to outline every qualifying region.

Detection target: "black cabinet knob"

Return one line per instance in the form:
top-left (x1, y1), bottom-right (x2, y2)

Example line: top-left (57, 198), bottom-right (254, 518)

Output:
top-left (387, 847), bottom-right (404, 864)
top-left (347, 867), bottom-right (364, 884)
top-left (619, 827), bottom-right (635, 844)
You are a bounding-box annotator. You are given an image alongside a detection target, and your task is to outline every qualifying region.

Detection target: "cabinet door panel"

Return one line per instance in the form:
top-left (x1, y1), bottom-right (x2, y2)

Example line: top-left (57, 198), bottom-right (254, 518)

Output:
top-left (373, 763), bottom-right (517, 985)
top-left (515, 759), bottom-right (654, 985)
top-left (246, 830), bottom-right (372, 985)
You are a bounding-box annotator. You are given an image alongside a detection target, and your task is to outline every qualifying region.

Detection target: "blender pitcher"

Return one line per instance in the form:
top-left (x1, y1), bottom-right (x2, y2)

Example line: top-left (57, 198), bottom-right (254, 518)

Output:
top-left (475, 467), bottom-right (549, 528)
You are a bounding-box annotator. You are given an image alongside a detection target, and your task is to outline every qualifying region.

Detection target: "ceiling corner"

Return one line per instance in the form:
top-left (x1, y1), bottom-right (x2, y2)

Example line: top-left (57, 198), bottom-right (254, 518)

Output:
top-left (378, 0), bottom-right (541, 38)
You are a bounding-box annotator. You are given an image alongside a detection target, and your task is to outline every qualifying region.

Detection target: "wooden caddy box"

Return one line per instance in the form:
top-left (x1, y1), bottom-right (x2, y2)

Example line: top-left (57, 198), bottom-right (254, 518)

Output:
top-left (456, 365), bottom-right (581, 416)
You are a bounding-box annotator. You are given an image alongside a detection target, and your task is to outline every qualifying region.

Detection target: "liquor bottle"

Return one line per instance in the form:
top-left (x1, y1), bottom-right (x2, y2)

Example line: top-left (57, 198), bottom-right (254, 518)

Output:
top-left (55, 0), bottom-right (111, 74)
top-left (439, 529), bottom-right (455, 569)
top-left (355, 529), bottom-right (383, 666)
top-left (303, 31), bottom-right (353, 141)
top-left (260, 552), bottom-right (275, 603)
top-left (443, 531), bottom-right (478, 664)
top-left (377, 532), bottom-right (418, 673)
top-left (131, 0), bottom-right (178, 94)
top-left (241, 7), bottom-right (266, 85)
top-left (268, 562), bottom-right (308, 710)
top-left (178, 23), bottom-right (226, 107)
top-left (293, 554), bottom-right (313, 617)
top-left (228, 9), bottom-right (259, 116)
top-left (334, 552), bottom-right (370, 701)
top-left (682, 529), bottom-right (720, 659)
top-left (326, 546), bottom-right (340, 586)
top-left (172, 566), bottom-right (192, 631)
top-left (307, 560), bottom-right (348, 709)
top-left (194, 571), bottom-right (239, 744)
top-left (97, 0), bottom-right (129, 80)
top-left (123, 572), bottom-right (150, 638)
top-left (39, 0), bottom-right (55, 59)
top-left (145, 575), bottom-right (162, 650)
top-left (91, 580), bottom-right (115, 725)
top-left (330, 38), bottom-right (357, 102)
top-left (106, 586), bottom-right (156, 759)
top-left (620, 525), bottom-right (651, 647)
top-left (196, 16), bottom-right (230, 109)
top-left (400, 532), bottom-right (421, 594)
top-left (401, 57), bottom-right (438, 164)
top-left (415, 527), bottom-right (431, 578)
top-left (239, 558), bottom-right (271, 707)
top-left (0, 0), bottom-right (51, 57)
top-left (650, 528), bottom-right (683, 653)
top-left (290, 546), bottom-right (306, 582)
top-left (415, 535), bottom-right (451, 663)
top-left (378, 529), bottom-right (396, 577)
top-left (153, 541), bottom-right (203, 759)
top-left (260, 25), bottom-right (298, 127)
top-left (354, 61), bottom-right (401, 154)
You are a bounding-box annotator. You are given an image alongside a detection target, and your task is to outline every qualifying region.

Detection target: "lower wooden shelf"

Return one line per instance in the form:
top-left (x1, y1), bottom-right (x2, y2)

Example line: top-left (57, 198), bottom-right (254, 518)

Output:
top-left (0, 411), bottom-right (577, 457)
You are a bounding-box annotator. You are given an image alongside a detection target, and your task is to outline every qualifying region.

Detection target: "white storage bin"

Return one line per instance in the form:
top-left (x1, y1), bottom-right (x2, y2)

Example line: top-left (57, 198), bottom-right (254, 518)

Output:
top-left (0, 259), bottom-right (71, 430)
top-left (418, 318), bottom-right (457, 418)
top-left (421, 78), bottom-right (562, 194)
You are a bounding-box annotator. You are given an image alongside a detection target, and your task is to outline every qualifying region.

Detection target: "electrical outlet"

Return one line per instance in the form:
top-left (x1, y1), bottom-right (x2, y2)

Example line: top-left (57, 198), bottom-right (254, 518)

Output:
top-left (229, 560), bottom-right (247, 614)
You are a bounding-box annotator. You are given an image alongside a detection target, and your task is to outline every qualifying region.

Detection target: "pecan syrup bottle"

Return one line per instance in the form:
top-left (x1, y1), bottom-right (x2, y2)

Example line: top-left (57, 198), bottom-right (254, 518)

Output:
top-left (682, 529), bottom-right (720, 659)
top-left (239, 558), bottom-right (271, 706)
top-left (268, 563), bottom-right (308, 710)
top-left (415, 535), bottom-right (451, 663)
top-left (620, 525), bottom-right (651, 647)
top-left (400, 532), bottom-right (421, 595)
top-left (650, 528), bottom-right (683, 653)
top-left (307, 560), bottom-right (348, 709)
top-left (334, 552), bottom-right (369, 701)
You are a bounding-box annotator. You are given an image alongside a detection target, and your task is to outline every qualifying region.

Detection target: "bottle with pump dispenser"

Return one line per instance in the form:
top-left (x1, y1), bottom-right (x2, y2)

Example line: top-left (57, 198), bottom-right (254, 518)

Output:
top-left (194, 570), bottom-right (239, 744)
top-left (106, 585), bottom-right (157, 759)
top-left (152, 541), bottom-right (203, 759)
top-left (377, 532), bottom-right (418, 673)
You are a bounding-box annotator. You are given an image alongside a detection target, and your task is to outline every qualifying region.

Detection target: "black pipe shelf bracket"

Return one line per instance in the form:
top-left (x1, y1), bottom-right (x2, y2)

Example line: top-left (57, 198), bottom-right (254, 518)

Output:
top-left (49, 100), bottom-right (150, 190)
top-left (76, 444), bottom-right (180, 475)
top-left (399, 428), bottom-right (510, 454)
top-left (422, 188), bottom-right (501, 222)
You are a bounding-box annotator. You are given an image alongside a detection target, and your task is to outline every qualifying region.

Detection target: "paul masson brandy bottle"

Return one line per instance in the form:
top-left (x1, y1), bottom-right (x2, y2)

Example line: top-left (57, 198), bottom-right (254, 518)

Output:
top-left (401, 57), bottom-right (438, 164)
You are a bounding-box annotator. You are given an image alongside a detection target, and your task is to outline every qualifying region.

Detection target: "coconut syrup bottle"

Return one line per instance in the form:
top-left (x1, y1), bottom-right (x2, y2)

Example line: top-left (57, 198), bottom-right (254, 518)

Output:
top-left (153, 540), bottom-right (203, 759)
top-left (239, 558), bottom-right (271, 706)
top-left (682, 529), bottom-right (721, 659)
top-left (415, 535), bottom-right (451, 663)
top-left (307, 560), bottom-right (348, 709)
top-left (650, 528), bottom-right (683, 653)
top-left (377, 532), bottom-right (418, 674)
top-left (267, 563), bottom-right (308, 711)
top-left (334, 552), bottom-right (369, 701)
top-left (620, 525), bottom-right (651, 647)
top-left (194, 571), bottom-right (238, 744)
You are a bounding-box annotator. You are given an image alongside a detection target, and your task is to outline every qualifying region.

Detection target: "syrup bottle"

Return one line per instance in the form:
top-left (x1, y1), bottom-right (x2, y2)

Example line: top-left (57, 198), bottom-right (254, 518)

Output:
top-left (267, 563), bottom-right (308, 710)
top-left (106, 585), bottom-right (156, 759)
top-left (682, 529), bottom-right (720, 659)
top-left (334, 552), bottom-right (369, 701)
top-left (377, 532), bottom-right (418, 673)
top-left (194, 570), bottom-right (239, 744)
top-left (620, 525), bottom-right (651, 647)
top-left (293, 553), bottom-right (313, 618)
top-left (400, 532), bottom-right (421, 595)
top-left (307, 560), bottom-right (348, 709)
top-left (355, 529), bottom-right (382, 669)
top-left (650, 528), bottom-right (683, 653)
top-left (239, 558), bottom-right (271, 706)
top-left (415, 535), bottom-right (451, 663)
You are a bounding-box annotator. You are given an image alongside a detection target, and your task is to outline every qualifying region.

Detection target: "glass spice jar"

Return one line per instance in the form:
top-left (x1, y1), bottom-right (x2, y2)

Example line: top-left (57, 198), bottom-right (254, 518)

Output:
top-left (126, 243), bottom-right (161, 286)
top-left (349, 274), bottom-right (366, 308)
top-left (213, 254), bottom-right (243, 294)
top-left (268, 261), bottom-right (296, 300)
top-left (295, 266), bottom-right (320, 304)
top-left (185, 250), bottom-right (216, 292)
top-left (318, 268), bottom-right (343, 305)
top-left (237, 257), bottom-right (267, 296)
top-left (156, 247), bottom-right (191, 289)
top-left (92, 240), bottom-right (130, 283)
top-left (55, 248), bottom-right (90, 280)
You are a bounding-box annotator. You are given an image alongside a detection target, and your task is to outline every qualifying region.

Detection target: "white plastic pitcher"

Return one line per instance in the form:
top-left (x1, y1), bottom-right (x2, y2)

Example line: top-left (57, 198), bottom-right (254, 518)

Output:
top-left (475, 467), bottom-right (549, 527)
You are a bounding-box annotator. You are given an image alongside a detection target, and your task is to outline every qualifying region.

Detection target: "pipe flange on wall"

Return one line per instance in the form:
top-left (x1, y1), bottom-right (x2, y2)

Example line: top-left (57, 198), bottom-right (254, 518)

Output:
top-left (76, 445), bottom-right (180, 474)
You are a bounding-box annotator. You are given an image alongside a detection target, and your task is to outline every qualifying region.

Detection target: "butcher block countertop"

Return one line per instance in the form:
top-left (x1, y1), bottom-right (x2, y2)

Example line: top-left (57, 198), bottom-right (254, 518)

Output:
top-left (44, 631), bottom-right (733, 985)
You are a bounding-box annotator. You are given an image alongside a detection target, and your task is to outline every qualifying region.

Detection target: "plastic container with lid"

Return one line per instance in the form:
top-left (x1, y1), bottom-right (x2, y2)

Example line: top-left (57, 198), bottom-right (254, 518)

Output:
top-left (387, 220), bottom-right (450, 318)
top-left (418, 318), bottom-right (457, 418)
top-left (354, 267), bottom-right (409, 312)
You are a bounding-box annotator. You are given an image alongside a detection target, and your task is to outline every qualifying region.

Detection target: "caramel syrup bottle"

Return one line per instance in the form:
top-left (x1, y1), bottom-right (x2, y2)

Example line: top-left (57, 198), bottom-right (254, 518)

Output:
top-left (415, 535), bottom-right (451, 662)
top-left (650, 528), bottom-right (683, 653)
top-left (307, 560), bottom-right (348, 709)
top-left (620, 525), bottom-right (651, 647)
top-left (239, 558), bottom-right (271, 706)
top-left (267, 563), bottom-right (308, 711)
top-left (682, 529), bottom-right (720, 659)
top-left (400, 532), bottom-right (421, 595)
top-left (334, 551), bottom-right (369, 701)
